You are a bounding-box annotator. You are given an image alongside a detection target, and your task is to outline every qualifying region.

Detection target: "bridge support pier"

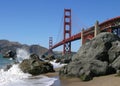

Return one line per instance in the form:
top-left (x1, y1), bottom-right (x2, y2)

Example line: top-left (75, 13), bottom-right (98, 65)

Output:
top-left (94, 21), bottom-right (100, 37)
top-left (81, 28), bottom-right (84, 44)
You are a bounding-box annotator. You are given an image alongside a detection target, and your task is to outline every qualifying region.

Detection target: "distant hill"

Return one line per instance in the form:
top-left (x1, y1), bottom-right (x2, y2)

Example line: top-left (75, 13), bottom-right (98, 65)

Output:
top-left (0, 40), bottom-right (48, 56)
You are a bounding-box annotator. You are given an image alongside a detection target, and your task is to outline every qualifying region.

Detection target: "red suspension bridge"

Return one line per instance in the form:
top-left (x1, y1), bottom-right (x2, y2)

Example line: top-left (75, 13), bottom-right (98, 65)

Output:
top-left (49, 9), bottom-right (120, 55)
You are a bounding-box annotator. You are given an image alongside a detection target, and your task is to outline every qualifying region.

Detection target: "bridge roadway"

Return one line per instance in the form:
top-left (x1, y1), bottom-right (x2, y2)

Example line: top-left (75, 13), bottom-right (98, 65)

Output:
top-left (50, 16), bottom-right (120, 50)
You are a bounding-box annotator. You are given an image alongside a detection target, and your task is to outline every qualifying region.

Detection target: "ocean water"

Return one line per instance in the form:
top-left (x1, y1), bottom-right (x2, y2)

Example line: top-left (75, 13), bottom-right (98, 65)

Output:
top-left (0, 54), bottom-right (14, 69)
top-left (0, 49), bottom-right (60, 86)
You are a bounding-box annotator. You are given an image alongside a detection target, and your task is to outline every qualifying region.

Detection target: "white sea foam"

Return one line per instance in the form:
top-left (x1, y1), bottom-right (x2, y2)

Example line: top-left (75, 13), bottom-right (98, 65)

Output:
top-left (0, 64), bottom-right (56, 86)
top-left (50, 60), bottom-right (67, 68)
top-left (0, 64), bottom-right (31, 86)
top-left (16, 48), bottom-right (30, 62)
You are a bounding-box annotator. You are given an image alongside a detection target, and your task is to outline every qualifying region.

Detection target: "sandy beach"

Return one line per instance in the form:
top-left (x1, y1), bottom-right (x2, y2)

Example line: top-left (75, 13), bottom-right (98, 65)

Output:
top-left (45, 71), bottom-right (120, 86)
top-left (60, 74), bottom-right (120, 86)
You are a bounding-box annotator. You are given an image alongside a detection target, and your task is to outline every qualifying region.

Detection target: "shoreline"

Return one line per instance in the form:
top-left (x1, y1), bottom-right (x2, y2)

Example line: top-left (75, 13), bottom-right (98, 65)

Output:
top-left (44, 68), bottom-right (82, 86)
top-left (44, 72), bottom-right (82, 86)
top-left (44, 71), bottom-right (120, 86)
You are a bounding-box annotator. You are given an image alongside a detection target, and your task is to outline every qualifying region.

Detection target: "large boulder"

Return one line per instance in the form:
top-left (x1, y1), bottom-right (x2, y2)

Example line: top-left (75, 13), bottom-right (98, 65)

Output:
top-left (59, 32), bottom-right (120, 81)
top-left (19, 54), bottom-right (55, 75)
top-left (72, 32), bottom-right (120, 61)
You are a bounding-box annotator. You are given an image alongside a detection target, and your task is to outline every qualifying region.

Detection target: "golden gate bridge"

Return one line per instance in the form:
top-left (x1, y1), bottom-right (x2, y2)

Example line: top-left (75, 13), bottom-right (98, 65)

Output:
top-left (49, 9), bottom-right (120, 55)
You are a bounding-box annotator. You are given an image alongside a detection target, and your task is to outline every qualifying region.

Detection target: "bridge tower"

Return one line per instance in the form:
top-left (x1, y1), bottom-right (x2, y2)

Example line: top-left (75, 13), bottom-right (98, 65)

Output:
top-left (49, 37), bottom-right (53, 51)
top-left (63, 9), bottom-right (72, 54)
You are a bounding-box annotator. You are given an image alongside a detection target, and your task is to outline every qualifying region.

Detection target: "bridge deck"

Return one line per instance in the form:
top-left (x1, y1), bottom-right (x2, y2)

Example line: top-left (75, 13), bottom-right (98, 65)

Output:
top-left (50, 16), bottom-right (120, 50)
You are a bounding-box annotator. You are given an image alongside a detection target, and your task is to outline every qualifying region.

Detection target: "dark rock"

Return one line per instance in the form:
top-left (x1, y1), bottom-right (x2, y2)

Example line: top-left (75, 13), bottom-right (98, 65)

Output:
top-left (59, 32), bottom-right (120, 81)
top-left (3, 50), bottom-right (16, 59)
top-left (19, 59), bottom-right (55, 75)
top-left (60, 60), bottom-right (108, 81)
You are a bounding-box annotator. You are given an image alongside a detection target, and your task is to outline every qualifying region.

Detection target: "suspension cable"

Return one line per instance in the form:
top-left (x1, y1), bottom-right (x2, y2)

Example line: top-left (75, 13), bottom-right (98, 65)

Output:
top-left (72, 12), bottom-right (88, 35)
top-left (55, 13), bottom-right (64, 44)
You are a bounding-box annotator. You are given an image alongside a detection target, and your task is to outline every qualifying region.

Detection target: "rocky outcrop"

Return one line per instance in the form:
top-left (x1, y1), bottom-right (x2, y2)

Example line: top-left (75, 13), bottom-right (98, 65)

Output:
top-left (59, 32), bottom-right (120, 81)
top-left (3, 50), bottom-right (16, 59)
top-left (19, 54), bottom-right (55, 75)
top-left (0, 40), bottom-right (48, 56)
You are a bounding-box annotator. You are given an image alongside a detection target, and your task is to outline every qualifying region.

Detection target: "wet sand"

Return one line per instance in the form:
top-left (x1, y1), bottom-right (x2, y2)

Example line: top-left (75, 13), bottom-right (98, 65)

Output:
top-left (45, 72), bottom-right (120, 86)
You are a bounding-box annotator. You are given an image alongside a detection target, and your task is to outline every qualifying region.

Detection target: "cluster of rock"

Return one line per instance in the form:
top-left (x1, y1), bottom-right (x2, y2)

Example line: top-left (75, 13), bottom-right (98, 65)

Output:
top-left (42, 52), bottom-right (72, 64)
top-left (59, 32), bottom-right (120, 81)
top-left (55, 55), bottom-right (72, 64)
top-left (19, 54), bottom-right (55, 75)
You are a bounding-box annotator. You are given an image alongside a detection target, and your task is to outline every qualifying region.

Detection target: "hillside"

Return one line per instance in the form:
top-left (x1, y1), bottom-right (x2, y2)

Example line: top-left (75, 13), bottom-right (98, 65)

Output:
top-left (0, 40), bottom-right (48, 56)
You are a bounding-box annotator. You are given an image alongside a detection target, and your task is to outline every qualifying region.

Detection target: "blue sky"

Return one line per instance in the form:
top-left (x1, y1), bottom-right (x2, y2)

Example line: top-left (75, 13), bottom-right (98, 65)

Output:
top-left (0, 0), bottom-right (120, 52)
